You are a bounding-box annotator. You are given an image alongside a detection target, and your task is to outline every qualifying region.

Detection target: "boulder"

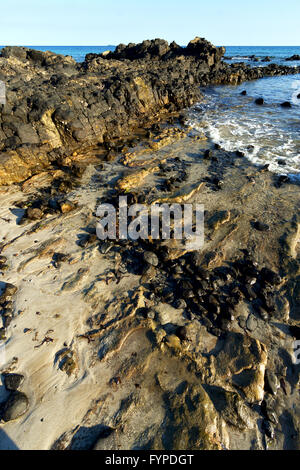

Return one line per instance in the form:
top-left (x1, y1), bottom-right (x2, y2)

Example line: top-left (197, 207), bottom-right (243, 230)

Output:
top-left (285, 55), bottom-right (300, 61)
top-left (281, 101), bottom-right (292, 108)
top-left (213, 332), bottom-right (268, 403)
top-left (0, 46), bottom-right (28, 61)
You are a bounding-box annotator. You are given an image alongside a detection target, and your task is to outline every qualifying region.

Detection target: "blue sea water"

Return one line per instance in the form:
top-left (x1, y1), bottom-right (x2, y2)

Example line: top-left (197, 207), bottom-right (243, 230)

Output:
top-left (187, 73), bottom-right (300, 178)
top-left (224, 45), bottom-right (300, 68)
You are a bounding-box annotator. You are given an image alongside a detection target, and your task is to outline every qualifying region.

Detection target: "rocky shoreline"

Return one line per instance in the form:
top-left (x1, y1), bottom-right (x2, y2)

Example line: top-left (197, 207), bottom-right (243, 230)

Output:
top-left (0, 38), bottom-right (299, 450)
top-left (1, 37), bottom-right (300, 186)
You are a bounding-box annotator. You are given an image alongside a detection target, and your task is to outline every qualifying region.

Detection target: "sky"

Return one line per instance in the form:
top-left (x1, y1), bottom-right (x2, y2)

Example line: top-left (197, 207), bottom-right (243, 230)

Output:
top-left (0, 0), bottom-right (299, 46)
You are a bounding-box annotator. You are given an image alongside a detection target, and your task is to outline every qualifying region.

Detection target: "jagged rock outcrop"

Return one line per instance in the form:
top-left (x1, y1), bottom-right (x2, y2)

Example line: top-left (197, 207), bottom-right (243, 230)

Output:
top-left (0, 37), bottom-right (300, 185)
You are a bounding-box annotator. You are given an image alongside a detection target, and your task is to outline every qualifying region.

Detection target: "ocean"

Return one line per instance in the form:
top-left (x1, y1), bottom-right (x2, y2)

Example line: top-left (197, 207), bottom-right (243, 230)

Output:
top-left (187, 46), bottom-right (300, 179)
top-left (1, 45), bottom-right (299, 177)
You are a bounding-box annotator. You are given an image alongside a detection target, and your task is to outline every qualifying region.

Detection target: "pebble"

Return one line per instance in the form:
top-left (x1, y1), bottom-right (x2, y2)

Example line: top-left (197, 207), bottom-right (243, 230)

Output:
top-left (60, 201), bottom-right (76, 214)
top-left (255, 98), bottom-right (264, 105)
top-left (143, 251), bottom-right (159, 267)
top-left (246, 314), bottom-right (258, 332)
top-left (238, 316), bottom-right (247, 329)
top-left (4, 373), bottom-right (25, 391)
top-left (0, 328), bottom-right (6, 340)
top-left (253, 221), bottom-right (270, 232)
top-left (1, 391), bottom-right (29, 422)
top-left (26, 207), bottom-right (44, 220)
top-left (146, 309), bottom-right (156, 320)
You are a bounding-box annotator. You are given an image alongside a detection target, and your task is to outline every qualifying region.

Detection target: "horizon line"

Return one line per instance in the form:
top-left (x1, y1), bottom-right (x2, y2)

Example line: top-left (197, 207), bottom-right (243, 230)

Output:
top-left (1, 44), bottom-right (300, 48)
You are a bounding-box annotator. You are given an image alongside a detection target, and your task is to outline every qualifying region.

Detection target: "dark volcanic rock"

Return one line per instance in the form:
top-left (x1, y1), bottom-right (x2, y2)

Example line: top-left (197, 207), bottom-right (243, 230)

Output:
top-left (0, 283), bottom-right (17, 302)
top-left (280, 101), bottom-right (292, 108)
top-left (1, 391), bottom-right (29, 422)
top-left (255, 98), bottom-right (264, 105)
top-left (285, 55), bottom-right (300, 61)
top-left (4, 373), bottom-right (25, 391)
top-left (252, 221), bottom-right (270, 232)
top-left (0, 38), bottom-right (300, 185)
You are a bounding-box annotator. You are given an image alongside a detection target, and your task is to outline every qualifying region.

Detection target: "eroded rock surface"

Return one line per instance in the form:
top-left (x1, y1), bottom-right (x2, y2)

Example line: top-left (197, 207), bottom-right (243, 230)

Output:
top-left (0, 128), bottom-right (298, 450)
top-left (1, 38), bottom-right (300, 185)
top-left (0, 38), bottom-right (299, 451)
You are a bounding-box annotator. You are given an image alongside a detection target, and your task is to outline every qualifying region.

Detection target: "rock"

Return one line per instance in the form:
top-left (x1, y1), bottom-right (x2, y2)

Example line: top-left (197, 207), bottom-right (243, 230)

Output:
top-left (1, 46), bottom-right (28, 60)
top-left (140, 265), bottom-right (157, 284)
top-left (208, 388), bottom-right (253, 430)
top-left (255, 98), bottom-right (264, 105)
top-left (175, 326), bottom-right (189, 341)
top-left (246, 314), bottom-right (258, 332)
top-left (3, 315), bottom-right (12, 328)
top-left (281, 101), bottom-right (292, 108)
top-left (240, 90), bottom-right (247, 95)
top-left (252, 221), bottom-right (270, 232)
top-left (0, 328), bottom-right (6, 341)
top-left (263, 419), bottom-right (275, 439)
top-left (264, 370), bottom-right (279, 395)
top-left (289, 325), bottom-right (300, 339)
top-left (100, 241), bottom-right (114, 254)
top-left (214, 332), bottom-right (267, 403)
top-left (60, 201), bottom-right (76, 214)
top-left (1, 391), bottom-right (29, 422)
top-left (143, 251), bottom-right (159, 267)
top-left (0, 40), bottom-right (299, 186)
top-left (60, 352), bottom-right (76, 376)
top-left (0, 283), bottom-right (17, 302)
top-left (285, 55), bottom-right (300, 61)
top-left (145, 308), bottom-right (156, 320)
top-left (204, 149), bottom-right (213, 160)
top-left (174, 299), bottom-right (187, 309)
top-left (262, 395), bottom-right (279, 424)
top-left (297, 93), bottom-right (300, 99)
top-left (26, 207), bottom-right (44, 221)
top-left (252, 299), bottom-right (269, 321)
top-left (260, 267), bottom-right (281, 286)
top-left (164, 334), bottom-right (181, 350)
top-left (275, 174), bottom-right (290, 187)
top-left (3, 373), bottom-right (25, 391)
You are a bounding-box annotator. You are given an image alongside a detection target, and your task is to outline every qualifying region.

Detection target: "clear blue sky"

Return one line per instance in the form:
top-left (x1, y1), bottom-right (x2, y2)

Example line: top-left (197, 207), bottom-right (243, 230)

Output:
top-left (0, 0), bottom-right (299, 46)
